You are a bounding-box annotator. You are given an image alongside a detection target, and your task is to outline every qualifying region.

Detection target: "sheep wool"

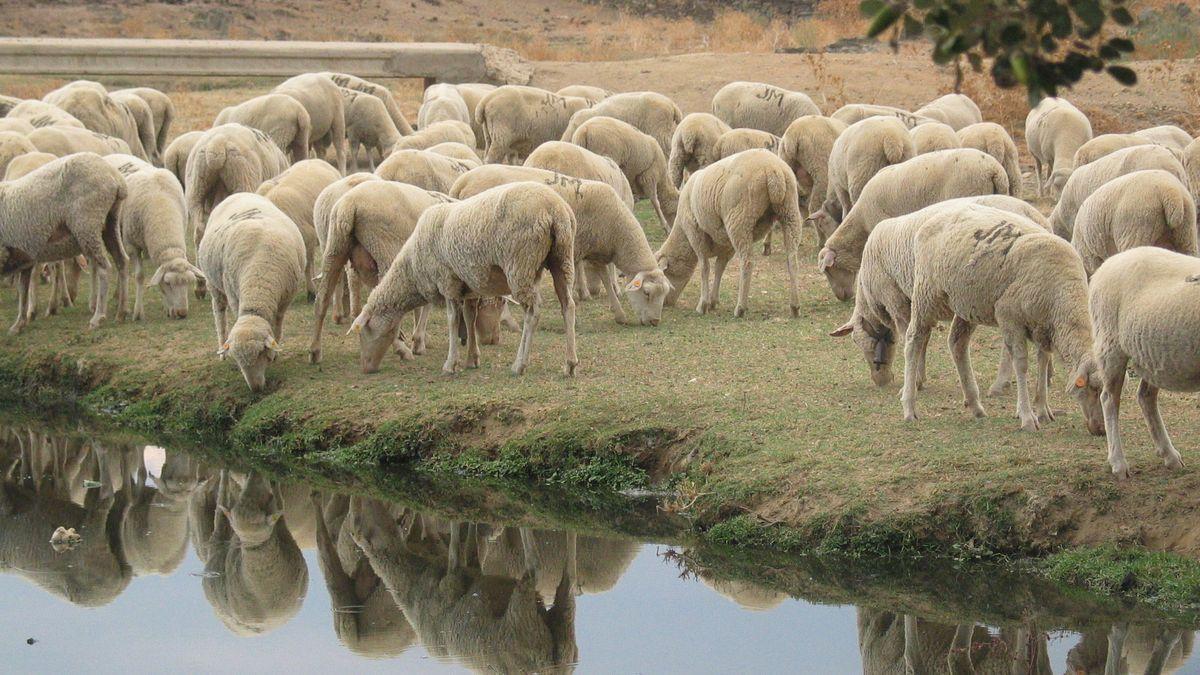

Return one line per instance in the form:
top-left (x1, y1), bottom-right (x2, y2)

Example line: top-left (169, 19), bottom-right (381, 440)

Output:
top-left (524, 141), bottom-right (636, 210)
top-left (667, 112), bottom-right (730, 188)
top-left (710, 81), bottom-right (821, 136)
top-left (560, 91), bottom-right (682, 157)
top-left (570, 115), bottom-right (679, 232)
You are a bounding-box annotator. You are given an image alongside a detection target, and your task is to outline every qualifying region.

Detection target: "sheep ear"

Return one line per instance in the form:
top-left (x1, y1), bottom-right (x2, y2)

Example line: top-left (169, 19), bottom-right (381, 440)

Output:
top-left (187, 263), bottom-right (206, 282)
top-left (829, 320), bottom-right (854, 338)
top-left (312, 273), bottom-right (323, 283)
top-left (817, 248), bottom-right (836, 272)
top-left (626, 273), bottom-right (644, 292)
top-left (146, 265), bottom-right (167, 288)
top-left (267, 337), bottom-right (280, 354)
top-left (348, 309), bottom-right (370, 336)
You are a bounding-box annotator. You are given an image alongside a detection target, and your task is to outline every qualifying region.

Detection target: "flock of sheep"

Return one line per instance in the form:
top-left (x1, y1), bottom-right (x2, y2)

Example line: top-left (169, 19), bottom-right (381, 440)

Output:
top-left (0, 73), bottom-right (1198, 480)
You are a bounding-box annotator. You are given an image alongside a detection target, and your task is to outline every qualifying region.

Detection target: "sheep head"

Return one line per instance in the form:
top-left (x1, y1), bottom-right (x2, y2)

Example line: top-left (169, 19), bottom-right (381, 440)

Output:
top-left (830, 313), bottom-right (895, 386)
top-left (1068, 356), bottom-right (1105, 437)
top-left (1048, 167), bottom-right (1072, 198)
top-left (625, 269), bottom-right (671, 327)
top-left (220, 471), bottom-right (283, 545)
top-left (148, 258), bottom-right (205, 319)
top-left (222, 315), bottom-right (279, 392)
top-left (817, 246), bottom-right (858, 302)
top-left (350, 305), bottom-right (401, 374)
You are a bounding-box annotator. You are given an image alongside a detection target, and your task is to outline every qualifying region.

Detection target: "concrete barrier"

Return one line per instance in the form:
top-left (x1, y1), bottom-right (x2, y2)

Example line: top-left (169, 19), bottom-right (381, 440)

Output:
top-left (0, 38), bottom-right (533, 86)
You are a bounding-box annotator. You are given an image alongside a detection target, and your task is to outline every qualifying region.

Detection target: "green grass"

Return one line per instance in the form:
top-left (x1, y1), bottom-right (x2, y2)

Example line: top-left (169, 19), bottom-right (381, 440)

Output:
top-left (1044, 545), bottom-right (1200, 614)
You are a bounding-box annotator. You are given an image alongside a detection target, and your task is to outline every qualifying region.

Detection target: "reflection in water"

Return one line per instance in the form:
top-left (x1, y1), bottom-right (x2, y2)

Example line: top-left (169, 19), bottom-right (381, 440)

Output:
top-left (0, 423), bottom-right (1197, 673)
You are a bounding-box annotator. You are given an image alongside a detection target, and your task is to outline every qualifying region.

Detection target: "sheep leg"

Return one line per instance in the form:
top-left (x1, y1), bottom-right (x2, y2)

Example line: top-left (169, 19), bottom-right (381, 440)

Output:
top-left (1105, 622), bottom-right (1129, 675)
top-left (902, 615), bottom-right (920, 675)
top-left (762, 228), bottom-right (772, 256)
top-left (734, 249), bottom-right (753, 318)
top-left (901, 298), bottom-right (936, 421)
top-left (600, 264), bottom-right (628, 324)
top-left (781, 223), bottom-right (801, 318)
top-left (442, 299), bottom-right (463, 374)
top-left (45, 264), bottom-right (61, 317)
top-left (132, 257), bottom-right (145, 321)
top-left (988, 350), bottom-right (1014, 397)
top-left (710, 254), bottom-right (730, 312)
top-left (648, 186), bottom-right (671, 234)
top-left (462, 299), bottom-right (480, 369)
top-left (947, 624), bottom-right (975, 675)
top-left (948, 317), bottom-right (986, 418)
top-left (1003, 330), bottom-right (1038, 431)
top-left (1034, 348), bottom-right (1055, 423)
top-left (348, 268), bottom-right (362, 316)
top-left (331, 271), bottom-right (347, 325)
top-left (1138, 380), bottom-right (1183, 471)
top-left (499, 301), bottom-right (520, 332)
top-left (695, 253), bottom-right (712, 315)
top-left (309, 255), bottom-right (346, 364)
top-left (1032, 156), bottom-right (1043, 197)
top-left (65, 259), bottom-right (80, 306)
top-left (89, 266), bottom-right (98, 313)
top-left (575, 260), bottom-right (592, 301)
top-left (550, 265), bottom-right (578, 377)
top-left (511, 294), bottom-right (541, 376)
top-left (211, 290), bottom-right (229, 358)
top-left (8, 269), bottom-right (32, 335)
top-left (24, 269), bottom-right (37, 323)
top-left (86, 257), bottom-right (110, 331)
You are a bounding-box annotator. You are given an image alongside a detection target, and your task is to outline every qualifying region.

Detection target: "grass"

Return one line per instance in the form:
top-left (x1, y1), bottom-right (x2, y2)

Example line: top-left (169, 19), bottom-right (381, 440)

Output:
top-left (1044, 546), bottom-right (1200, 614)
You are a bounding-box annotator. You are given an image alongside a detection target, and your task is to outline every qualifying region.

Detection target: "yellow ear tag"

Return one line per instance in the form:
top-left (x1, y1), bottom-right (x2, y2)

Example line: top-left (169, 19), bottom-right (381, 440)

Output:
top-left (631, 278), bottom-right (642, 289)
top-left (1075, 375), bottom-right (1087, 388)
top-left (222, 342), bottom-right (230, 350)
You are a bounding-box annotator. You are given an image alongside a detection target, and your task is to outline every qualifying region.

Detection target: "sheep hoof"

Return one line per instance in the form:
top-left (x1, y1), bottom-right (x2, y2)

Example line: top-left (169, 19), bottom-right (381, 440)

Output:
top-left (1112, 463), bottom-right (1131, 481)
top-left (1038, 407), bottom-right (1056, 423)
top-left (1164, 453), bottom-right (1184, 470)
top-left (1019, 415), bottom-right (1040, 432)
top-left (563, 361), bottom-right (577, 377)
top-left (466, 356), bottom-right (479, 369)
top-left (443, 363), bottom-right (461, 374)
top-left (734, 306), bottom-right (746, 318)
top-left (790, 305), bottom-right (800, 319)
top-left (511, 362), bottom-right (527, 376)
top-left (309, 349), bottom-right (322, 365)
top-left (968, 403), bottom-right (986, 418)
top-left (87, 318), bottom-right (103, 331)
top-left (413, 340), bottom-right (427, 355)
top-left (987, 383), bottom-right (1010, 397)
top-left (7, 324), bottom-right (24, 336)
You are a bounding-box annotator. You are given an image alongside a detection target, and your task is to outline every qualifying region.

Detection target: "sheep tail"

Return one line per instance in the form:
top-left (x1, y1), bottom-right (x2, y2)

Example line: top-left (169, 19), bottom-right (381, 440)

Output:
top-left (546, 209), bottom-right (577, 303)
top-left (767, 166), bottom-right (802, 230)
top-left (186, 141), bottom-right (224, 237)
top-left (882, 132), bottom-right (908, 165)
top-left (476, 101), bottom-right (491, 154)
top-left (1163, 186), bottom-right (1197, 238)
top-left (991, 165), bottom-right (1010, 196)
top-left (322, 199), bottom-right (355, 279)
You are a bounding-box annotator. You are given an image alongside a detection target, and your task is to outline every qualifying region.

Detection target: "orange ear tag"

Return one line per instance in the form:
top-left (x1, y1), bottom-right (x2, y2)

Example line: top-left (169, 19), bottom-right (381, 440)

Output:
top-left (1075, 376), bottom-right (1087, 388)
top-left (631, 279), bottom-right (642, 289)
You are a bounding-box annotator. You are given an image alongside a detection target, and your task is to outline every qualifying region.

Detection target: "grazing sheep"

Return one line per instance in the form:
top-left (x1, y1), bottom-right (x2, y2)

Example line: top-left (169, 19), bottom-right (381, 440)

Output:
top-left (830, 103), bottom-right (934, 128)
top-left (112, 87), bottom-right (174, 161)
top-left (311, 181), bottom-right (449, 364)
top-left (108, 90), bottom-right (159, 164)
top-left (555, 85), bottom-right (612, 105)
top-left (712, 128), bottom-right (779, 159)
top-left (28, 126), bottom-right (130, 157)
top-left (777, 115), bottom-right (847, 218)
top-left (390, 120), bottom-right (476, 153)
top-left (1072, 170), bottom-right (1197, 276)
top-left (214, 94), bottom-right (312, 163)
top-left (560, 91), bottom-right (682, 157)
top-left (831, 196), bottom-right (1052, 387)
top-left (313, 172), bottom-right (383, 324)
top-left (350, 182), bottom-right (578, 376)
top-left (42, 83), bottom-right (147, 160)
top-left (0, 153), bottom-right (128, 333)
top-left (256, 159), bottom-right (342, 301)
top-left (103, 154), bottom-right (202, 320)
top-left (818, 148), bottom-right (1010, 301)
top-left (185, 124), bottom-right (289, 251)
top-left (162, 130), bottom-right (203, 186)
top-left (570, 115), bottom-right (678, 231)
top-left (524, 141), bottom-right (636, 209)
top-left (322, 72), bottom-right (414, 136)
top-left (1089, 247), bottom-right (1200, 478)
top-left (1073, 133), bottom-right (1156, 168)
top-left (667, 112), bottom-right (730, 187)
top-left (1049, 144), bottom-right (1187, 240)
top-left (450, 164), bottom-right (672, 325)
top-left (1133, 125), bottom-right (1193, 151)
top-left (424, 141), bottom-right (480, 164)
top-left (913, 93), bottom-right (982, 130)
top-left (710, 81), bottom-right (821, 136)
top-left (453, 82), bottom-right (496, 146)
top-left (418, 83), bottom-right (471, 128)
top-left (476, 86), bottom-right (589, 164)
top-left (2, 151), bottom-right (56, 181)
top-left (1025, 97), bottom-right (1093, 197)
top-left (901, 204), bottom-right (1104, 434)
top-left (0, 94), bottom-right (20, 115)
top-left (0, 118), bottom-right (35, 135)
top-left (815, 116), bottom-right (915, 228)
top-left (198, 193), bottom-right (306, 392)
top-left (956, 122), bottom-right (1022, 197)
top-left (6, 99), bottom-right (86, 129)
top-left (273, 73), bottom-right (348, 173)
top-left (340, 88), bottom-right (402, 171)
top-left (0, 132), bottom-right (37, 176)
top-left (673, 149), bottom-right (804, 318)
top-left (375, 148), bottom-right (478, 192)
top-left (910, 122), bottom-right (960, 154)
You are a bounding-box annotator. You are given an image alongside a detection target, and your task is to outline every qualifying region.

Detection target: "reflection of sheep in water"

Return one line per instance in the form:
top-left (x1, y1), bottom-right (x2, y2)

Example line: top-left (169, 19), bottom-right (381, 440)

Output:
top-left (858, 608), bottom-right (1051, 674)
top-left (200, 470), bottom-right (308, 636)
top-left (1067, 623), bottom-right (1195, 674)
top-left (119, 451), bottom-right (198, 576)
top-left (476, 526), bottom-right (640, 601)
top-left (696, 572), bottom-right (787, 611)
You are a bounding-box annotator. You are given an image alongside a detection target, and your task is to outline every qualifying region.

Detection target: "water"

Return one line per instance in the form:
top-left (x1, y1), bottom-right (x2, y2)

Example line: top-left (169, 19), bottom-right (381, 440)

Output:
top-left (0, 423), bottom-right (1196, 674)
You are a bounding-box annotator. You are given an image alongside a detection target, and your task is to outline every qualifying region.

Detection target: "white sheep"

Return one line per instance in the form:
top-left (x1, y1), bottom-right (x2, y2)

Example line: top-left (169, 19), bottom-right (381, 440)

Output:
top-left (0, 94), bottom-right (21, 115)
top-left (0, 132), bottom-right (37, 177)
top-left (2, 151), bottom-right (56, 181)
top-left (570, 115), bottom-right (678, 231)
top-left (313, 172), bottom-right (383, 324)
top-left (560, 91), bottom-right (682, 156)
top-left (673, 149), bottom-right (804, 318)
top-left (910, 122), bottom-right (960, 155)
top-left (449, 164), bottom-right (672, 325)
top-left (375, 148), bottom-right (478, 192)
top-left (453, 82), bottom-right (497, 147)
top-left (1072, 169), bottom-right (1197, 276)
top-left (710, 81), bottom-right (821, 136)
top-left (42, 83), bottom-right (148, 160)
top-left (0, 118), bottom-right (35, 135)
top-left (198, 192), bottom-right (306, 392)
top-left (956, 122), bottom-right (1022, 197)
top-left (108, 90), bottom-right (159, 165)
top-left (27, 126), bottom-right (131, 157)
top-left (0, 152), bottom-right (128, 333)
top-left (6, 99), bottom-right (86, 129)
top-left (1185, 138), bottom-right (1200, 202)
top-left (102, 154), bottom-right (203, 320)
top-left (830, 103), bottom-right (934, 128)
top-left (712, 128), bottom-right (780, 159)
top-left (524, 141), bottom-right (636, 210)
top-left (321, 72), bottom-right (414, 136)
top-left (340, 88), bottom-right (402, 171)
top-left (418, 83), bottom-right (471, 128)
top-left (1025, 97), bottom-right (1093, 197)
top-left (214, 93), bottom-right (312, 163)
top-left (555, 85), bottom-right (612, 105)
top-left (424, 141), bottom-right (481, 164)
top-left (817, 148), bottom-right (1010, 301)
top-left (913, 93), bottom-right (982, 130)
top-left (162, 130), bottom-right (203, 186)
top-left (111, 87), bottom-right (175, 162)
top-left (1049, 144), bottom-right (1187, 241)
top-left (1073, 133), bottom-right (1156, 168)
top-left (1089, 246), bottom-right (1200, 478)
top-left (667, 112), bottom-right (730, 187)
top-left (256, 159), bottom-right (342, 301)
top-left (476, 86), bottom-right (590, 164)
top-left (1133, 125), bottom-right (1193, 151)
top-left (273, 73), bottom-right (348, 173)
top-left (185, 123), bottom-right (290, 249)
top-left (350, 182), bottom-right (578, 376)
top-left (776, 115), bottom-right (847, 219)
top-left (814, 116), bottom-right (915, 228)
top-left (389, 120), bottom-right (476, 153)
top-left (901, 204), bottom-right (1104, 434)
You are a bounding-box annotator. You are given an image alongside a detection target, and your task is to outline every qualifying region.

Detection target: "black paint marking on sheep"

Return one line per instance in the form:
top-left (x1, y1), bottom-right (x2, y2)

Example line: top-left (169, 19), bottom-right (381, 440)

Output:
top-left (969, 220), bottom-right (1023, 264)
top-left (756, 87), bottom-right (786, 108)
top-left (228, 208), bottom-right (263, 223)
top-left (30, 116), bottom-right (54, 128)
top-left (545, 172), bottom-right (584, 199)
top-left (250, 128), bottom-right (273, 145)
top-left (116, 161), bottom-right (141, 176)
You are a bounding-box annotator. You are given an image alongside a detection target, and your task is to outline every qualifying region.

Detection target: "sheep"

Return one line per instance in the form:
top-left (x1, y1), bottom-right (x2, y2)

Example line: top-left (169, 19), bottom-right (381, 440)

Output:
top-left (1089, 246), bottom-right (1200, 478)
top-left (102, 154), bottom-right (203, 320)
top-left (0, 132), bottom-right (37, 177)
top-left (350, 182), bottom-right (578, 376)
top-left (214, 94), bottom-right (312, 163)
top-left (313, 173), bottom-right (383, 324)
top-left (555, 85), bottom-right (612, 105)
top-left (524, 141), bottom-right (636, 210)
top-left (3, 151), bottom-right (56, 181)
top-left (956, 122), bottom-right (1022, 197)
top-left (0, 153), bottom-right (128, 333)
top-left (814, 116), bottom-right (915, 229)
top-left (0, 94), bottom-right (20, 115)
top-left (449, 164), bottom-right (672, 325)
top-left (453, 82), bottom-right (496, 147)
top-left (1186, 138), bottom-right (1200, 202)
top-left (913, 93), bottom-right (982, 130)
top-left (111, 87), bottom-right (174, 162)
top-left (1133, 125), bottom-right (1193, 151)
top-left (673, 149), bottom-right (804, 318)
top-left (830, 103), bottom-right (935, 128)
top-left (712, 128), bottom-right (780, 159)
top-left (569, 115), bottom-right (678, 231)
top-left (476, 86), bottom-right (590, 164)
top-left (0, 118), bottom-right (35, 135)
top-left (108, 90), bottom-right (159, 165)
top-left (5, 99), bottom-right (86, 129)
top-left (1025, 97), bottom-right (1093, 197)
top-left (1071, 170), bottom-right (1197, 276)
top-left (710, 81), bottom-right (821, 136)
top-left (185, 124), bottom-right (290, 251)
top-left (322, 72), bottom-right (414, 136)
top-left (339, 88), bottom-right (402, 171)
top-left (310, 181), bottom-right (450, 364)
top-left (273, 72), bottom-right (348, 173)
top-left (1073, 134), bottom-right (1156, 168)
top-left (776, 115), bottom-right (847, 218)
top-left (1049, 144), bottom-right (1187, 241)
top-left (256, 159), bottom-right (342, 301)
top-left (424, 141), bottom-right (480, 164)
top-left (42, 84), bottom-right (148, 160)
top-left (389, 120), bottom-right (476, 153)
top-left (375, 148), bottom-right (477, 193)
top-left (27, 126), bottom-right (130, 157)
top-left (162, 130), bottom-right (203, 187)
top-left (910, 122), bottom-right (960, 154)
top-left (830, 195), bottom-right (1052, 388)
top-left (900, 204), bottom-right (1104, 434)
top-left (560, 91), bottom-right (681, 157)
top-left (198, 192), bottom-right (306, 392)
top-left (817, 148), bottom-right (1010, 301)
top-left (667, 112), bottom-right (730, 188)
top-left (418, 83), bottom-right (471, 128)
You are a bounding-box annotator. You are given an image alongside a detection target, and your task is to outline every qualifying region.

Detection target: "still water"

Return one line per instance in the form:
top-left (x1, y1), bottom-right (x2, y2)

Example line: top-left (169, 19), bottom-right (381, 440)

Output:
top-left (0, 423), bottom-right (1196, 674)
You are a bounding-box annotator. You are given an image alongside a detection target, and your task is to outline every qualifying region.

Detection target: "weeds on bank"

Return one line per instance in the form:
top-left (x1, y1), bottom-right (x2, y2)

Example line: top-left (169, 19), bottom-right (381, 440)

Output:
top-left (1044, 546), bottom-right (1200, 612)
